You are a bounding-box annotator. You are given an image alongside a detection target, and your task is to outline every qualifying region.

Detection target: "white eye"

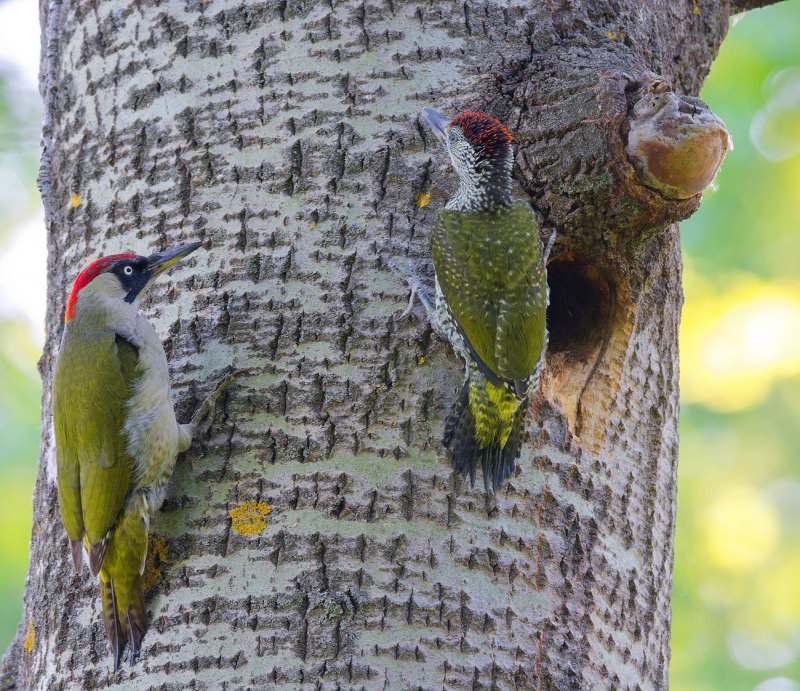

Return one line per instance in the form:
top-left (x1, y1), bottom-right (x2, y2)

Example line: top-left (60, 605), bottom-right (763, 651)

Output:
top-left (123, 266), bottom-right (134, 276)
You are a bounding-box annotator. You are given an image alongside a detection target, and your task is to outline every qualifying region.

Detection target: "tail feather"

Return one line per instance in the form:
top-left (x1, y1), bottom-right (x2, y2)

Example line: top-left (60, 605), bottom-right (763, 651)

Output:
top-left (88, 534), bottom-right (111, 577)
top-left (444, 383), bottom-right (479, 486)
top-left (100, 577), bottom-right (124, 672)
top-left (122, 575), bottom-right (147, 666)
top-left (445, 379), bottom-right (528, 492)
top-left (100, 570), bottom-right (147, 670)
top-left (70, 539), bottom-right (83, 575)
top-left (99, 504), bottom-right (149, 669)
top-left (481, 401), bottom-right (526, 492)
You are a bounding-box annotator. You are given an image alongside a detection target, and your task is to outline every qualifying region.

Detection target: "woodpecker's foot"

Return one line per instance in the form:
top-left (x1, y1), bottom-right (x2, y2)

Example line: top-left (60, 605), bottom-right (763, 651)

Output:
top-left (187, 369), bottom-right (248, 443)
top-left (389, 258), bottom-right (433, 321)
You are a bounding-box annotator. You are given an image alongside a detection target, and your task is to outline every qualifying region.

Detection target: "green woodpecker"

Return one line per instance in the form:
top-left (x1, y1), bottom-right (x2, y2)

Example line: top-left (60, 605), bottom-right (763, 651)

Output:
top-left (54, 242), bottom-right (235, 670)
top-left (408, 108), bottom-right (553, 491)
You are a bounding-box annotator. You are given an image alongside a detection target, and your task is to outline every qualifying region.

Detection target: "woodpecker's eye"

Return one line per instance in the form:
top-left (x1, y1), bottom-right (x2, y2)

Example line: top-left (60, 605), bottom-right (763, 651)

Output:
top-left (123, 265), bottom-right (134, 276)
top-left (449, 131), bottom-right (458, 143)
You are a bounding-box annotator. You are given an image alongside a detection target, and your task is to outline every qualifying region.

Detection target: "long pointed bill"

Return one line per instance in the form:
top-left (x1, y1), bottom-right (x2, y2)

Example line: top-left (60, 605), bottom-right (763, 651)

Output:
top-left (422, 107), bottom-right (451, 144)
top-left (146, 241), bottom-right (202, 279)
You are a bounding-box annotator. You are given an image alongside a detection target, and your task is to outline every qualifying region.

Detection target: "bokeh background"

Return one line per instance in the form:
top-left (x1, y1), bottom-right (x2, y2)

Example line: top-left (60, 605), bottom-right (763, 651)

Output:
top-left (0, 1), bottom-right (799, 687)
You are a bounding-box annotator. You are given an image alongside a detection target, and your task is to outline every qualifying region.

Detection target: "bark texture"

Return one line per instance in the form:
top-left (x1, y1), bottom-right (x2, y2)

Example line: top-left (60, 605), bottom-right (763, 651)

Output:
top-left (2, 1), bottom-right (747, 689)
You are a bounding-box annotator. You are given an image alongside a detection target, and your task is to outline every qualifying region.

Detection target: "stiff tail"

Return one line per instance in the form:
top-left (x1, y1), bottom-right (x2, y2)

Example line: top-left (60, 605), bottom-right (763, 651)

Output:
top-left (100, 576), bottom-right (123, 672)
top-left (444, 379), bottom-right (527, 492)
top-left (99, 503), bottom-right (148, 670)
top-left (100, 573), bottom-right (146, 671)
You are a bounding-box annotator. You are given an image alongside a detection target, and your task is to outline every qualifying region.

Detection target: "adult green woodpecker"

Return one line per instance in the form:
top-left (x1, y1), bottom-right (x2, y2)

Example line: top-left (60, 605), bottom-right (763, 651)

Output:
top-left (54, 242), bottom-right (236, 670)
top-left (408, 108), bottom-right (553, 491)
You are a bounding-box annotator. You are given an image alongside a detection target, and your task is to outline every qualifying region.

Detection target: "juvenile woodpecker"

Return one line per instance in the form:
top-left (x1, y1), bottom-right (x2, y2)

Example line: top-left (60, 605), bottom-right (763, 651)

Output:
top-left (54, 242), bottom-right (236, 670)
top-left (410, 108), bottom-right (553, 491)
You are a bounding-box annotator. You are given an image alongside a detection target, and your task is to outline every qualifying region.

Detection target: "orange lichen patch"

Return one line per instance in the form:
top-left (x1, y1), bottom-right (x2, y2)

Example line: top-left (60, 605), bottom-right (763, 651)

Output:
top-left (415, 191), bottom-right (431, 208)
top-left (68, 194), bottom-right (81, 209)
top-left (142, 536), bottom-right (170, 592)
top-left (229, 500), bottom-right (271, 537)
top-left (309, 222), bottom-right (316, 229)
top-left (606, 31), bottom-right (626, 40)
top-left (692, 0), bottom-right (700, 15)
top-left (23, 619), bottom-right (34, 653)
top-left (417, 355), bottom-right (426, 365)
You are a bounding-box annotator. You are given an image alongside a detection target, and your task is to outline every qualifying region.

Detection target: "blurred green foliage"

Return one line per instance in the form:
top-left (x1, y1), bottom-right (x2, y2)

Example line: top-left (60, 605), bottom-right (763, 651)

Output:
top-left (0, 61), bottom-right (41, 651)
top-left (674, 1), bottom-right (800, 689)
top-left (1, 2), bottom-right (800, 686)
top-left (0, 321), bottom-right (39, 647)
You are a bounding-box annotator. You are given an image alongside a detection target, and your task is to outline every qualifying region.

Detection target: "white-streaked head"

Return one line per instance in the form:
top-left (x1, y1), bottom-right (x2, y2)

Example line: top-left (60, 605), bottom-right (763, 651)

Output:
top-left (422, 108), bottom-right (514, 209)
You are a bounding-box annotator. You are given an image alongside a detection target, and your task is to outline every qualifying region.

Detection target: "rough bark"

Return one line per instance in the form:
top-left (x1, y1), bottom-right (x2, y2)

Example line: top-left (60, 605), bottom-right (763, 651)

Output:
top-left (2, 0), bottom-right (751, 689)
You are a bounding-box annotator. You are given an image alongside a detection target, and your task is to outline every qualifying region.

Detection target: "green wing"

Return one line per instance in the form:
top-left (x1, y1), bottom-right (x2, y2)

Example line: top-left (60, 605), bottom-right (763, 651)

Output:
top-left (431, 202), bottom-right (547, 382)
top-left (54, 329), bottom-right (140, 546)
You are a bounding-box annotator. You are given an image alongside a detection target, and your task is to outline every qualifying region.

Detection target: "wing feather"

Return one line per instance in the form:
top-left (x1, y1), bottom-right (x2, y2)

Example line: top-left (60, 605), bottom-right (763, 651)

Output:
top-left (54, 328), bottom-right (140, 549)
top-left (431, 202), bottom-right (546, 382)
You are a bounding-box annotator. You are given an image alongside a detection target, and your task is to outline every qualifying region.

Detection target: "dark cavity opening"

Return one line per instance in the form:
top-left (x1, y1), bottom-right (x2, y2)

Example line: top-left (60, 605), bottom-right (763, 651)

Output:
top-left (546, 257), bottom-right (613, 361)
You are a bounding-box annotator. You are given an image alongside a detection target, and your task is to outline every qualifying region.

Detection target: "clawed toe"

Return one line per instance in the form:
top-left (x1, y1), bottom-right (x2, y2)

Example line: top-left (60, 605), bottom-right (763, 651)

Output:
top-left (387, 257), bottom-right (432, 320)
top-left (189, 369), bottom-right (248, 437)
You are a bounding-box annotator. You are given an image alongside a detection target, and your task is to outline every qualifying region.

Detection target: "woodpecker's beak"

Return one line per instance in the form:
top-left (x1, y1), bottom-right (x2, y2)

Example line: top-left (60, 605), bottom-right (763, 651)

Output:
top-left (422, 108), bottom-right (451, 144)
top-left (146, 241), bottom-right (202, 279)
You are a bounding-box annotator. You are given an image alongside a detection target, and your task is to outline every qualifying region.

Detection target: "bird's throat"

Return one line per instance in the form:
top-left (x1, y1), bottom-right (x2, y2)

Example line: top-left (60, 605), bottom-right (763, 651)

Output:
top-left (447, 157), bottom-right (513, 212)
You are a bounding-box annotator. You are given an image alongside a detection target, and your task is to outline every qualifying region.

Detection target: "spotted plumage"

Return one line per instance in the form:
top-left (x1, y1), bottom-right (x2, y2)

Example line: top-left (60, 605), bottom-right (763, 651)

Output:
top-left (419, 108), bottom-right (551, 491)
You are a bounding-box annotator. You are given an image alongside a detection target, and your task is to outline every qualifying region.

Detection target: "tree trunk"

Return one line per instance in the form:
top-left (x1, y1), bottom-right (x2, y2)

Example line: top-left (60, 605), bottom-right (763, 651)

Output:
top-left (1, 0), bottom-right (761, 689)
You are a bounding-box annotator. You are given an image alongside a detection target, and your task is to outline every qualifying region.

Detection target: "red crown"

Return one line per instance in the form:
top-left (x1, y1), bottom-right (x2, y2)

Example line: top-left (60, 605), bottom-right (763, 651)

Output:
top-left (65, 254), bottom-right (136, 321)
top-left (450, 112), bottom-right (513, 154)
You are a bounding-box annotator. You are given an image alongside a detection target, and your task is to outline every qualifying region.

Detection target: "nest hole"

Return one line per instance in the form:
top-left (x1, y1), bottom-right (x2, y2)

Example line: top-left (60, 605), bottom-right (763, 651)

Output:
top-left (547, 257), bottom-right (613, 362)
